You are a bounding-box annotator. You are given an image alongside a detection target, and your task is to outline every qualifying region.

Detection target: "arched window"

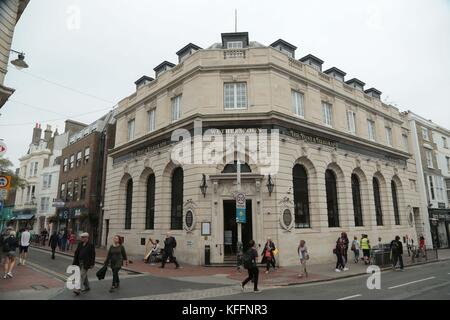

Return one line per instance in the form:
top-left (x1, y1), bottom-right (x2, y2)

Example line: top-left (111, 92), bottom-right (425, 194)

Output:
top-left (326, 169), bottom-right (339, 227)
top-left (373, 177), bottom-right (383, 226)
top-left (125, 179), bottom-right (133, 229)
top-left (171, 167), bottom-right (184, 230)
top-left (293, 164), bottom-right (310, 228)
top-left (391, 180), bottom-right (400, 225)
top-left (221, 161), bottom-right (252, 173)
top-left (145, 174), bottom-right (155, 230)
top-left (352, 174), bottom-right (363, 227)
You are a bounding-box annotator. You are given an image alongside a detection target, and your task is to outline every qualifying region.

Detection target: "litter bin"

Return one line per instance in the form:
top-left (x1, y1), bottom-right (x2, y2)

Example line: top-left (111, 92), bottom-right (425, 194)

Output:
top-left (205, 245), bottom-right (211, 265)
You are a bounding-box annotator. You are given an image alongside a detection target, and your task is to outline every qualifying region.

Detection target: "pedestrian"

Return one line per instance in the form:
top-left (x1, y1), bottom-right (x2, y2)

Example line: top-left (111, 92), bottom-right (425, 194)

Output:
top-left (104, 235), bottom-right (128, 293)
top-left (390, 236), bottom-right (404, 271)
top-left (160, 232), bottom-right (180, 269)
top-left (361, 234), bottom-right (371, 265)
top-left (49, 231), bottom-right (58, 260)
top-left (241, 240), bottom-right (261, 293)
top-left (0, 227), bottom-right (12, 265)
top-left (261, 237), bottom-right (276, 274)
top-left (351, 236), bottom-right (360, 263)
top-left (19, 226), bottom-right (31, 266)
top-left (341, 232), bottom-right (349, 265)
top-left (149, 239), bottom-right (161, 264)
top-left (61, 229), bottom-right (68, 252)
top-left (72, 232), bottom-right (96, 295)
top-left (297, 240), bottom-right (308, 278)
top-left (57, 230), bottom-right (63, 251)
top-left (3, 230), bottom-right (19, 279)
top-left (41, 228), bottom-right (48, 246)
top-left (68, 231), bottom-right (76, 251)
top-left (334, 237), bottom-right (346, 272)
top-left (419, 235), bottom-right (426, 258)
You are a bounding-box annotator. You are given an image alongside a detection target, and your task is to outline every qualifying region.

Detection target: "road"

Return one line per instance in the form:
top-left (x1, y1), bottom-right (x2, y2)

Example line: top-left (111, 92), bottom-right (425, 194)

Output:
top-left (1, 247), bottom-right (449, 300)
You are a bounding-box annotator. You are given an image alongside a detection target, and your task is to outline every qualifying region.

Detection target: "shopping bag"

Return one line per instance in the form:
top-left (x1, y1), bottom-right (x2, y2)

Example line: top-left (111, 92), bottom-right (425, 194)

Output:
top-left (96, 265), bottom-right (107, 280)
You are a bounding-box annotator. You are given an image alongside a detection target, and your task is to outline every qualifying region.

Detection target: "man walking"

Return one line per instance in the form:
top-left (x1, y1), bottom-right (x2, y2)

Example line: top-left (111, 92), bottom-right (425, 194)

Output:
top-left (19, 227), bottom-right (31, 266)
top-left (241, 240), bottom-right (261, 293)
top-left (160, 232), bottom-right (180, 269)
top-left (49, 231), bottom-right (58, 260)
top-left (390, 236), bottom-right (404, 271)
top-left (72, 232), bottom-right (96, 295)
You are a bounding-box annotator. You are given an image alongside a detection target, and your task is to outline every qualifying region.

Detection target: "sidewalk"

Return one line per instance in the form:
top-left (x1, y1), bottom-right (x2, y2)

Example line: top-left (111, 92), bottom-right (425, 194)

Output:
top-left (30, 244), bottom-right (450, 288)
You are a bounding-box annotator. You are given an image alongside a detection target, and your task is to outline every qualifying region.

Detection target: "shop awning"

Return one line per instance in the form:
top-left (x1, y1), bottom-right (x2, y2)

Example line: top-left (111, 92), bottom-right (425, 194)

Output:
top-left (11, 214), bottom-right (35, 221)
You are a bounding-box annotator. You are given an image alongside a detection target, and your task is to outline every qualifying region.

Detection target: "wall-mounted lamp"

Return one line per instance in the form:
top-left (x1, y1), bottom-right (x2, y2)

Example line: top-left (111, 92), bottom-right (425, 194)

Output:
top-left (10, 50), bottom-right (29, 70)
top-left (266, 174), bottom-right (274, 196)
top-left (200, 174), bottom-right (208, 197)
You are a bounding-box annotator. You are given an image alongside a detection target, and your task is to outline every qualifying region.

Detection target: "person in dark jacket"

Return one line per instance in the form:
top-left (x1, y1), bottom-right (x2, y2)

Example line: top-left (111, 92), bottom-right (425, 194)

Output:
top-left (104, 235), bottom-right (128, 292)
top-left (390, 235), bottom-right (404, 271)
top-left (335, 238), bottom-right (346, 272)
top-left (49, 231), bottom-right (59, 259)
top-left (72, 232), bottom-right (96, 295)
top-left (160, 232), bottom-right (180, 269)
top-left (341, 232), bottom-right (349, 265)
top-left (261, 237), bottom-right (276, 274)
top-left (241, 240), bottom-right (261, 293)
top-left (3, 230), bottom-right (19, 279)
top-left (41, 228), bottom-right (48, 246)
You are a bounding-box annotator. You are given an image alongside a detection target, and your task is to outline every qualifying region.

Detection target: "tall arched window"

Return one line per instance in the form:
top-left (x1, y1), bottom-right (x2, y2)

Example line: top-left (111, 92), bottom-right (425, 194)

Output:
top-left (145, 174), bottom-right (155, 230)
top-left (373, 177), bottom-right (383, 226)
top-left (391, 180), bottom-right (400, 225)
top-left (293, 164), bottom-right (310, 228)
top-left (351, 174), bottom-right (363, 227)
top-left (125, 179), bottom-right (133, 229)
top-left (171, 167), bottom-right (184, 230)
top-left (326, 169), bottom-right (339, 227)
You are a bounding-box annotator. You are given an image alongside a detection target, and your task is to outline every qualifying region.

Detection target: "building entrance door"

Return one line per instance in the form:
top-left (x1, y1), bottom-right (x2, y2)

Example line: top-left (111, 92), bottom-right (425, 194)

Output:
top-left (223, 200), bottom-right (252, 257)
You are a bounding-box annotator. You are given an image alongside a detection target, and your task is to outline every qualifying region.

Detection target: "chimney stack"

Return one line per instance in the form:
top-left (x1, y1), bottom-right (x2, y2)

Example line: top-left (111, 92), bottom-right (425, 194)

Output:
top-left (32, 123), bottom-right (42, 145)
top-left (44, 124), bottom-right (52, 141)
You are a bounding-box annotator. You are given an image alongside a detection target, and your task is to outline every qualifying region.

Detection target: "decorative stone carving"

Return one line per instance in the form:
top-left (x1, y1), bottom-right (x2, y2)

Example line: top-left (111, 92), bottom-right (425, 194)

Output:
top-left (355, 157), bottom-right (361, 168)
top-left (331, 150), bottom-right (338, 163)
top-left (123, 164), bottom-right (129, 174)
top-left (255, 180), bottom-right (261, 192)
top-left (376, 161), bottom-right (381, 172)
top-left (213, 181), bottom-right (218, 194)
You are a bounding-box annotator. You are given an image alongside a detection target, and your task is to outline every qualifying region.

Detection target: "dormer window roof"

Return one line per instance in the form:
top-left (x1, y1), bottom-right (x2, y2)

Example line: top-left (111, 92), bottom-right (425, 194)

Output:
top-left (345, 78), bottom-right (366, 91)
top-left (299, 54), bottom-right (324, 71)
top-left (134, 75), bottom-right (154, 89)
top-left (270, 39), bottom-right (297, 58)
top-left (221, 32), bottom-right (249, 49)
top-left (323, 67), bottom-right (347, 82)
top-left (153, 61), bottom-right (176, 78)
top-left (176, 43), bottom-right (202, 63)
top-left (364, 88), bottom-right (382, 99)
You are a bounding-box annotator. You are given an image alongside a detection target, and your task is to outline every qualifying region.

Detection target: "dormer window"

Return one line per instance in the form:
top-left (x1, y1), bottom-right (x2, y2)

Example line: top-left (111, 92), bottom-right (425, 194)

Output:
top-left (364, 88), bottom-right (382, 100)
top-left (345, 78), bottom-right (366, 91)
top-left (324, 67), bottom-right (347, 82)
top-left (134, 76), bottom-right (154, 90)
top-left (270, 39), bottom-right (297, 58)
top-left (227, 41), bottom-right (243, 49)
top-left (299, 54), bottom-right (324, 72)
top-left (221, 32), bottom-right (249, 49)
top-left (176, 43), bottom-right (202, 63)
top-left (153, 61), bottom-right (176, 78)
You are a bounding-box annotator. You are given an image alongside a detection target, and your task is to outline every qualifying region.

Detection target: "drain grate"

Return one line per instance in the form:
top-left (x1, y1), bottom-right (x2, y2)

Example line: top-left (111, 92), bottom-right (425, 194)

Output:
top-left (31, 285), bottom-right (49, 291)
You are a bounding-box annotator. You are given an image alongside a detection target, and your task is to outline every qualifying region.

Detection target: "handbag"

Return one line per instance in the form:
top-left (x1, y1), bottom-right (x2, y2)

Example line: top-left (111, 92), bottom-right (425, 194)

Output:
top-left (96, 265), bottom-right (107, 280)
top-left (273, 248), bottom-right (279, 255)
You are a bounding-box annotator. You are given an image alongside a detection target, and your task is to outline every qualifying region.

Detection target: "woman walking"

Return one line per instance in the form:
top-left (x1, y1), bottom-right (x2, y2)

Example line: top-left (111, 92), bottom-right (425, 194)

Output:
top-left (241, 240), bottom-right (261, 293)
top-left (351, 236), bottom-right (360, 263)
top-left (341, 232), bottom-right (349, 265)
top-left (3, 231), bottom-right (19, 279)
top-left (68, 231), bottom-right (76, 251)
top-left (261, 237), bottom-right (276, 274)
top-left (297, 240), bottom-right (308, 278)
top-left (334, 238), bottom-right (346, 272)
top-left (104, 235), bottom-right (128, 292)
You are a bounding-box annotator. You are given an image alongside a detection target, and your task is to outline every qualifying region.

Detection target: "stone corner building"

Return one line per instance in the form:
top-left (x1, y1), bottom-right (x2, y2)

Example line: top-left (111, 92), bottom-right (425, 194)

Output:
top-left (103, 32), bottom-right (423, 265)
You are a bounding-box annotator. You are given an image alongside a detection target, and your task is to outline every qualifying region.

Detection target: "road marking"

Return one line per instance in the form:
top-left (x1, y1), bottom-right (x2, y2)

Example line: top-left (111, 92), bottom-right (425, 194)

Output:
top-left (388, 277), bottom-right (435, 290)
top-left (337, 294), bottom-right (362, 300)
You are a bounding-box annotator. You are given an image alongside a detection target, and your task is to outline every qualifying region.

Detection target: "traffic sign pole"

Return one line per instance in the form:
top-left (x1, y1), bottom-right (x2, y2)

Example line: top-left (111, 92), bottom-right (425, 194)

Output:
top-left (236, 159), bottom-right (243, 269)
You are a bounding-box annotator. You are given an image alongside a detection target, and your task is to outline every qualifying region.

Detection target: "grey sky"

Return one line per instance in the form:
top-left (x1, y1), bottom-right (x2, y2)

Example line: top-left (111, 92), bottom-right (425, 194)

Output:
top-left (1, 0), bottom-right (449, 168)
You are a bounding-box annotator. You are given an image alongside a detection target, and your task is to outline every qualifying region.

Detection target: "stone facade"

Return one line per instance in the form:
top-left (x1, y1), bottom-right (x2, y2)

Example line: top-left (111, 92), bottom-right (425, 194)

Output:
top-left (103, 33), bottom-right (422, 265)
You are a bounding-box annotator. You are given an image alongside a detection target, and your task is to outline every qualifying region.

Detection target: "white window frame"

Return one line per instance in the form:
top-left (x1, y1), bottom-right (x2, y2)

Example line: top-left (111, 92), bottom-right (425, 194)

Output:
top-left (346, 110), bottom-right (356, 135)
top-left (127, 119), bottom-right (135, 141)
top-left (422, 127), bottom-right (429, 141)
top-left (322, 102), bottom-right (333, 127)
top-left (148, 109), bottom-right (156, 132)
top-left (402, 134), bottom-right (409, 152)
top-left (367, 120), bottom-right (376, 141)
top-left (385, 127), bottom-right (393, 146)
top-left (69, 155), bottom-right (74, 169)
top-left (33, 162), bottom-right (38, 176)
top-left (171, 95), bottom-right (182, 122)
top-left (425, 149), bottom-right (434, 168)
top-left (447, 156), bottom-right (450, 174)
top-left (292, 90), bottom-right (304, 118)
top-left (443, 136), bottom-right (448, 149)
top-left (429, 176), bottom-right (435, 200)
top-left (280, 48), bottom-right (293, 58)
top-left (227, 41), bottom-right (243, 49)
top-left (224, 83), bottom-right (247, 110)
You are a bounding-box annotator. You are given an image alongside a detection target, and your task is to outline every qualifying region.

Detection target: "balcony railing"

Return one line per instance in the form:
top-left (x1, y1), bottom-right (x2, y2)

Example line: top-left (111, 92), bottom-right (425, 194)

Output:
top-left (288, 57), bottom-right (303, 71)
top-left (223, 49), bottom-right (246, 59)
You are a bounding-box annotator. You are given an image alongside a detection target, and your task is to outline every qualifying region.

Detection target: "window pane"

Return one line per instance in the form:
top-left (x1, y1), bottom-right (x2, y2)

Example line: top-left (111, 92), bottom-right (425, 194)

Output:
top-left (373, 178), bottom-right (383, 226)
top-left (171, 168), bottom-right (184, 230)
top-left (125, 179), bottom-right (133, 229)
top-left (293, 164), bottom-right (310, 228)
top-left (391, 181), bottom-right (400, 225)
top-left (352, 174), bottom-right (363, 227)
top-left (325, 169), bottom-right (339, 227)
top-left (292, 91), bottom-right (304, 117)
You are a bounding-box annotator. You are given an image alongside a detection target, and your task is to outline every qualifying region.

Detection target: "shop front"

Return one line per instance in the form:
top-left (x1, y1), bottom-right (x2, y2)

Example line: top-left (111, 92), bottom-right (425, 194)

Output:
top-left (11, 208), bottom-right (36, 231)
top-left (57, 207), bottom-right (88, 234)
top-left (429, 209), bottom-right (450, 249)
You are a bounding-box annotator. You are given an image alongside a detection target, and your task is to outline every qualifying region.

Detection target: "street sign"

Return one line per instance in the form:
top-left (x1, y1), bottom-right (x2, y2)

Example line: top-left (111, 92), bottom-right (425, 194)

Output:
top-left (0, 176), bottom-right (11, 190)
top-left (0, 141), bottom-right (6, 156)
top-left (52, 199), bottom-right (65, 208)
top-left (236, 192), bottom-right (246, 223)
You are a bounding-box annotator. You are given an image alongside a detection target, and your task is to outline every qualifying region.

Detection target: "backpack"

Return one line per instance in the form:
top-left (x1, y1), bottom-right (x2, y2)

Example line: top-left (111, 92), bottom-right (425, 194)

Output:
top-left (391, 241), bottom-right (399, 253)
top-left (242, 250), bottom-right (254, 269)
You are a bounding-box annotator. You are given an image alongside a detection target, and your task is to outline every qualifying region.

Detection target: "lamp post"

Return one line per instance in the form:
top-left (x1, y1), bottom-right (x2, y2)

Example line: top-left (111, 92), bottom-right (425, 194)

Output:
top-left (266, 174), bottom-right (274, 196)
top-left (10, 50), bottom-right (29, 70)
top-left (200, 174), bottom-right (207, 197)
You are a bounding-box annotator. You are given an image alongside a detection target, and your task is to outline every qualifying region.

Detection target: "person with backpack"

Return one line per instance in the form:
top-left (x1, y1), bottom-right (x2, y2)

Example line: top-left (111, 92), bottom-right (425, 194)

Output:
top-left (241, 240), bottom-right (261, 293)
top-left (361, 234), bottom-right (371, 265)
top-left (49, 231), bottom-right (59, 260)
top-left (160, 232), bottom-right (180, 269)
top-left (341, 232), bottom-right (349, 265)
top-left (351, 236), bottom-right (360, 263)
top-left (390, 236), bottom-right (404, 271)
top-left (297, 240), bottom-right (308, 278)
top-left (334, 237), bottom-right (347, 272)
top-left (261, 237), bottom-right (276, 274)
top-left (3, 231), bottom-right (19, 279)
top-left (104, 235), bottom-right (128, 292)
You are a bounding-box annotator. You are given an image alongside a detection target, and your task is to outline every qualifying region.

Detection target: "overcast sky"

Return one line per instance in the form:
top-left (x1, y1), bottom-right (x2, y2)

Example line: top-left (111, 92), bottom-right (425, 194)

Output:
top-left (1, 0), bottom-right (450, 168)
